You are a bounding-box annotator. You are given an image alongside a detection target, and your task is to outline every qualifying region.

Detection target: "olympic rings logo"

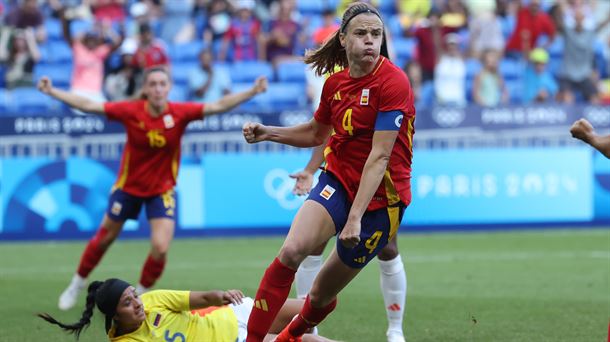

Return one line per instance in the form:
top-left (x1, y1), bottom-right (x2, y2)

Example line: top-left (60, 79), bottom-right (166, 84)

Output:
top-left (264, 168), bottom-right (307, 210)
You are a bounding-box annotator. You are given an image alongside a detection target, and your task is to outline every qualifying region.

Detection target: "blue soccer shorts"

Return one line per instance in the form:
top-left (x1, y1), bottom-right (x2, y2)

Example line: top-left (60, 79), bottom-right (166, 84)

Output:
top-left (106, 188), bottom-right (176, 221)
top-left (306, 171), bottom-right (405, 268)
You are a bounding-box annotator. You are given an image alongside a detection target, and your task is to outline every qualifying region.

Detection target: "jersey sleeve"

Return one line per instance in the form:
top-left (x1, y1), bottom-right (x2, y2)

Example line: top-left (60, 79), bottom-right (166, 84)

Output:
top-left (378, 71), bottom-right (415, 119)
top-left (313, 78), bottom-right (332, 125)
top-left (142, 290), bottom-right (190, 312)
top-left (176, 102), bottom-right (205, 123)
top-left (103, 101), bottom-right (133, 122)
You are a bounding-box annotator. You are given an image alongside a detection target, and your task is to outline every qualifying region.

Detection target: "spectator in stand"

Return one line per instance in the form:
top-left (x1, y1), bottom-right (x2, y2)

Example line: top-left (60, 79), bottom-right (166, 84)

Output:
top-left (265, 0), bottom-right (304, 66)
top-left (472, 49), bottom-right (508, 107)
top-left (557, 10), bottom-right (610, 104)
top-left (403, 60), bottom-right (423, 106)
top-left (312, 8), bottom-right (340, 48)
top-left (104, 40), bottom-right (138, 101)
top-left (523, 48), bottom-right (557, 103)
top-left (218, 0), bottom-right (265, 62)
top-left (90, 0), bottom-right (126, 25)
top-left (395, 0), bottom-right (431, 35)
top-left (434, 32), bottom-right (466, 106)
top-left (505, 0), bottom-right (555, 58)
top-left (0, 26), bottom-right (41, 89)
top-left (132, 22), bottom-right (169, 71)
top-left (467, 0), bottom-right (504, 58)
top-left (188, 49), bottom-right (232, 103)
top-left (414, 9), bottom-right (456, 82)
top-left (440, 0), bottom-right (469, 30)
top-left (61, 9), bottom-right (123, 105)
top-left (202, 0), bottom-right (232, 59)
top-left (3, 0), bottom-right (46, 42)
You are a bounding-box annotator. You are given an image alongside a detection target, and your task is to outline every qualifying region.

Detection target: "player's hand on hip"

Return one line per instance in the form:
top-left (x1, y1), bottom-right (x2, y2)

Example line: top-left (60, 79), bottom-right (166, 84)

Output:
top-left (242, 122), bottom-right (268, 143)
top-left (37, 77), bottom-right (53, 94)
top-left (290, 170), bottom-right (314, 196)
top-left (339, 219), bottom-right (361, 249)
top-left (222, 289), bottom-right (244, 305)
top-left (570, 118), bottom-right (594, 141)
top-left (251, 76), bottom-right (268, 95)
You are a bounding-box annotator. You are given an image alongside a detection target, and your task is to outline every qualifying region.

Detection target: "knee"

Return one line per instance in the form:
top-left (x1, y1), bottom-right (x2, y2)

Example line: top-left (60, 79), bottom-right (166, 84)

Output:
top-left (378, 240), bottom-right (399, 261)
top-left (278, 244), bottom-right (308, 269)
top-left (150, 241), bottom-right (170, 260)
top-left (308, 287), bottom-right (337, 309)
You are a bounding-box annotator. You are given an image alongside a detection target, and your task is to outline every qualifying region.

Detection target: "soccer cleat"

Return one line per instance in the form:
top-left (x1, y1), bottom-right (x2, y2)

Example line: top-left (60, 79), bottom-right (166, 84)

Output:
top-left (386, 329), bottom-right (406, 342)
top-left (273, 327), bottom-right (302, 342)
top-left (58, 274), bottom-right (87, 311)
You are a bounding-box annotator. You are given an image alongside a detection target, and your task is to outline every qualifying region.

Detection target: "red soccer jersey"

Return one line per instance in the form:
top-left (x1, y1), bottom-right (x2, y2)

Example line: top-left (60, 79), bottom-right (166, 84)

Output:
top-left (314, 57), bottom-right (416, 211)
top-left (104, 100), bottom-right (204, 197)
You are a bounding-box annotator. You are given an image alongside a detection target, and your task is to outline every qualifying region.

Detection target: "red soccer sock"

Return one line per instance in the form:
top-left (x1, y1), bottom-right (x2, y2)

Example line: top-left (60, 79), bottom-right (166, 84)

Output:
top-left (139, 254), bottom-right (166, 288)
top-left (288, 295), bottom-right (337, 337)
top-left (76, 227), bottom-right (109, 278)
top-left (246, 257), bottom-right (296, 342)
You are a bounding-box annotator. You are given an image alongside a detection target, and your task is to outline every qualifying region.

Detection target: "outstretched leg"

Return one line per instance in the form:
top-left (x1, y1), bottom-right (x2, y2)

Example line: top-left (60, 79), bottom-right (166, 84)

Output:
top-left (378, 238), bottom-right (407, 342)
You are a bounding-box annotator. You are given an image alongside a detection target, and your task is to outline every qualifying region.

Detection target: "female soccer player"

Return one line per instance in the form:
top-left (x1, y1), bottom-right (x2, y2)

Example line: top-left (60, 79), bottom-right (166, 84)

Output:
top-left (38, 278), bottom-right (336, 341)
top-left (242, 2), bottom-right (416, 341)
top-left (38, 67), bottom-right (267, 310)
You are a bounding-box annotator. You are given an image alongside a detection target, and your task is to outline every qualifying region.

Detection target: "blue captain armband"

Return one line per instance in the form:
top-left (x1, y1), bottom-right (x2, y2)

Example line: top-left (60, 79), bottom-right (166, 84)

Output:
top-left (374, 110), bottom-right (404, 131)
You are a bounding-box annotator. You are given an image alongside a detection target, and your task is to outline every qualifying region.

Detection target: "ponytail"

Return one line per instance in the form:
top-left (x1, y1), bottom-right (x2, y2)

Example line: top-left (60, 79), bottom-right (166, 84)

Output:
top-left (304, 1), bottom-right (389, 76)
top-left (37, 281), bottom-right (103, 340)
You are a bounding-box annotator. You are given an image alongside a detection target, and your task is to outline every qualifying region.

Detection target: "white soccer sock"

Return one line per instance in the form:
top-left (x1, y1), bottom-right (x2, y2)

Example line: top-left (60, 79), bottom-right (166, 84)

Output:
top-left (71, 273), bottom-right (87, 287)
top-left (295, 255), bottom-right (323, 299)
top-left (378, 254), bottom-right (407, 334)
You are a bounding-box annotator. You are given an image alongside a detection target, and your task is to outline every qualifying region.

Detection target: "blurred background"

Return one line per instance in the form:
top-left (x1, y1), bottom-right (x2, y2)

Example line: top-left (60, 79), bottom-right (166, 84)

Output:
top-left (0, 0), bottom-right (608, 239)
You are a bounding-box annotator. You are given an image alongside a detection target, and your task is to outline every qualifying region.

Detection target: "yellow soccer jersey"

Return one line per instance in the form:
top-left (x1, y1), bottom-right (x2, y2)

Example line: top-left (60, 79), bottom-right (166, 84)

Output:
top-left (109, 290), bottom-right (238, 342)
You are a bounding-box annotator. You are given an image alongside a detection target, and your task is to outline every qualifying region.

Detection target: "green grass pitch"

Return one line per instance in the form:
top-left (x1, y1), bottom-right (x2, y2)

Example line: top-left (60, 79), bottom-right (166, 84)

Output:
top-left (0, 228), bottom-right (608, 341)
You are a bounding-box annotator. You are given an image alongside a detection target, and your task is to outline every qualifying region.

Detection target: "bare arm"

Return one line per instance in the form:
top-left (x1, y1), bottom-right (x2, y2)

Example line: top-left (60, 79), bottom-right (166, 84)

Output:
top-left (24, 28), bottom-right (41, 62)
top-left (38, 77), bottom-right (105, 115)
top-left (472, 73), bottom-right (483, 105)
top-left (571, 119), bottom-right (610, 158)
top-left (203, 76), bottom-right (267, 116)
top-left (243, 118), bottom-right (332, 148)
top-left (60, 9), bottom-right (74, 46)
top-left (188, 290), bottom-right (244, 310)
top-left (0, 27), bottom-right (10, 61)
top-left (595, 13), bottom-right (610, 33)
top-left (339, 130), bottom-right (399, 248)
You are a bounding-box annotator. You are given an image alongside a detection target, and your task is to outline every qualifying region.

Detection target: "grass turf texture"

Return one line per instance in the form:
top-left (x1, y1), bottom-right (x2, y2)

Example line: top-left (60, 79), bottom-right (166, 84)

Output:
top-left (0, 228), bottom-right (608, 341)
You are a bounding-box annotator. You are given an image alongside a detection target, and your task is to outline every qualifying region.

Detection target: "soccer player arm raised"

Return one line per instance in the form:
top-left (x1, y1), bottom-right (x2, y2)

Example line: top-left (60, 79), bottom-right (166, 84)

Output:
top-left (188, 289), bottom-right (245, 310)
top-left (202, 76), bottom-right (267, 116)
top-left (570, 118), bottom-right (610, 159)
top-left (37, 77), bottom-right (106, 115)
top-left (243, 117), bottom-right (332, 148)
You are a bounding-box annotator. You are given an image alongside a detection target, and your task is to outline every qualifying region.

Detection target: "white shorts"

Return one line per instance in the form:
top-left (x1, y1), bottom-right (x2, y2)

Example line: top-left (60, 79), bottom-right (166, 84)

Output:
top-left (230, 296), bottom-right (254, 342)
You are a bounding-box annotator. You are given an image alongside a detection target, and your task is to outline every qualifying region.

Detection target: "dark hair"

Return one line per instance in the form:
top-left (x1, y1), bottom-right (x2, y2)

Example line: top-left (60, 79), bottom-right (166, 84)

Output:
top-left (38, 279), bottom-right (131, 340)
top-left (304, 2), bottom-right (389, 76)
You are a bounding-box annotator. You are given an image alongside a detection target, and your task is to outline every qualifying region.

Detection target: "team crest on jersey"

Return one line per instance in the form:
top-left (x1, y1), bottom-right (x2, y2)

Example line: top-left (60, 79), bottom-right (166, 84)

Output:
top-left (320, 185), bottom-right (336, 200)
top-left (360, 89), bottom-right (370, 105)
top-left (111, 201), bottom-right (122, 215)
top-left (163, 114), bottom-right (175, 129)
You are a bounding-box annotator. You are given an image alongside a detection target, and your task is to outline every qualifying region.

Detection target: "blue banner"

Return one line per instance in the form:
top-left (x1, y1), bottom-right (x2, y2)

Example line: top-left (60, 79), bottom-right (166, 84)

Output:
top-left (0, 148), bottom-right (608, 240)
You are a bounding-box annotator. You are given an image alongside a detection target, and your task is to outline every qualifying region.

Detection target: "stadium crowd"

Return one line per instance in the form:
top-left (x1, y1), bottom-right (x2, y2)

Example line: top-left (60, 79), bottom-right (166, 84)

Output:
top-left (0, 0), bottom-right (609, 114)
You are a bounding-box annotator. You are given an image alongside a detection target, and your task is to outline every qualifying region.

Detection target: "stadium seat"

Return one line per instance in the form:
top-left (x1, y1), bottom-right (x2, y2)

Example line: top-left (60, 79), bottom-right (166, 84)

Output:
top-left (504, 79), bottom-right (522, 104)
top-left (499, 58), bottom-right (523, 81)
top-left (46, 41), bottom-right (73, 64)
top-left (378, 0), bottom-right (397, 16)
top-left (45, 19), bottom-right (63, 41)
top-left (547, 36), bottom-right (564, 59)
top-left (171, 62), bottom-right (199, 87)
top-left (230, 61), bottom-right (274, 83)
top-left (277, 60), bottom-right (306, 83)
top-left (12, 87), bottom-right (61, 114)
top-left (296, 0), bottom-right (325, 15)
top-left (69, 19), bottom-right (94, 37)
top-left (169, 85), bottom-right (188, 102)
top-left (169, 41), bottom-right (205, 63)
top-left (232, 82), bottom-right (306, 111)
top-left (34, 63), bottom-right (72, 88)
top-left (0, 66), bottom-right (5, 88)
top-left (465, 58), bottom-right (482, 81)
top-left (387, 14), bottom-right (403, 37)
top-left (393, 38), bottom-right (415, 61)
top-left (0, 88), bottom-right (13, 114)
